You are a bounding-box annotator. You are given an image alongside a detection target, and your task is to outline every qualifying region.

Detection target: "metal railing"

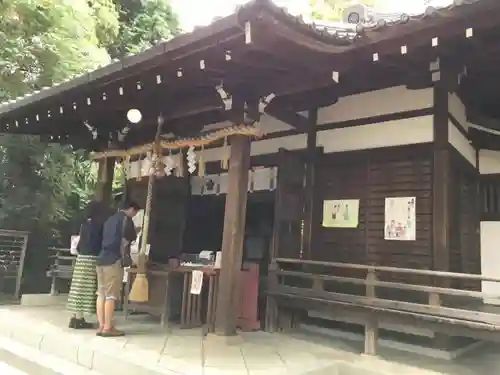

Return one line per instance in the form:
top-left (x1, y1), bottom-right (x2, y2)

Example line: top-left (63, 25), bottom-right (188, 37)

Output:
top-left (0, 230), bottom-right (28, 299)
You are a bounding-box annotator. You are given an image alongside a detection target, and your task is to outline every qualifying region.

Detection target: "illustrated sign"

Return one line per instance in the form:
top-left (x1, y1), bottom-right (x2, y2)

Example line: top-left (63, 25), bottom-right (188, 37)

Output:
top-left (384, 197), bottom-right (416, 241)
top-left (322, 199), bottom-right (360, 228)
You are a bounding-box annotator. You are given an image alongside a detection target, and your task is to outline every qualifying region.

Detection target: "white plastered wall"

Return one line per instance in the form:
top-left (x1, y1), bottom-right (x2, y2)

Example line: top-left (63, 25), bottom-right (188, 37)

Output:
top-left (198, 86), bottom-right (434, 162)
top-left (478, 149), bottom-right (500, 303)
top-left (448, 92), bottom-right (477, 168)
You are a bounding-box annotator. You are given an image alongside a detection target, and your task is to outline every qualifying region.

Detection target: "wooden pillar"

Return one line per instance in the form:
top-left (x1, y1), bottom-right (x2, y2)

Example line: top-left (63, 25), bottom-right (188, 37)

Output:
top-left (432, 61), bottom-right (462, 350)
top-left (302, 109), bottom-right (318, 260)
top-left (214, 135), bottom-right (251, 336)
top-left (95, 158), bottom-right (115, 204)
top-left (432, 60), bottom-right (459, 279)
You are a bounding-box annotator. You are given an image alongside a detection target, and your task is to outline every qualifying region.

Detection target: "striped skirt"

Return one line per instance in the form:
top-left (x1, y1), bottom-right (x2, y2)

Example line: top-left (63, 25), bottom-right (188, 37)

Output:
top-left (67, 254), bottom-right (98, 314)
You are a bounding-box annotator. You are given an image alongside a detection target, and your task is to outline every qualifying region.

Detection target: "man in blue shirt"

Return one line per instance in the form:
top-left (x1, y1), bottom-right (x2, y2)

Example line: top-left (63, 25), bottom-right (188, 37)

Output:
top-left (96, 201), bottom-right (139, 337)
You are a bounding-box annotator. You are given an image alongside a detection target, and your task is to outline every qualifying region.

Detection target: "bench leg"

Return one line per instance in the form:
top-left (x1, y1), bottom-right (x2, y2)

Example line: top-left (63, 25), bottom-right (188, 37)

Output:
top-left (50, 276), bottom-right (59, 296)
top-left (364, 316), bottom-right (378, 356)
top-left (265, 296), bottom-right (278, 333)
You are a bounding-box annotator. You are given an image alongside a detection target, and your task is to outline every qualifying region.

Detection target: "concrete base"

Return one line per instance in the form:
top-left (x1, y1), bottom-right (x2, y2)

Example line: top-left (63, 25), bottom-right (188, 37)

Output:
top-left (0, 305), bottom-right (495, 375)
top-left (204, 332), bottom-right (245, 346)
top-left (21, 294), bottom-right (68, 307)
top-left (301, 324), bottom-right (485, 361)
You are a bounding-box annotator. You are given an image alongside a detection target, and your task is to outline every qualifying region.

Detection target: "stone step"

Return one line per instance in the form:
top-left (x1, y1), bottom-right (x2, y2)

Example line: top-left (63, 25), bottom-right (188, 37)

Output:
top-left (0, 310), bottom-right (178, 375)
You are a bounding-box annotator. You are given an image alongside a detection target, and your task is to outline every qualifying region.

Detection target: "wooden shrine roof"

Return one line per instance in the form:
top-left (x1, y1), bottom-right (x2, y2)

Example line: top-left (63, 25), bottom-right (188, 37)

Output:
top-left (1, 0), bottom-right (500, 150)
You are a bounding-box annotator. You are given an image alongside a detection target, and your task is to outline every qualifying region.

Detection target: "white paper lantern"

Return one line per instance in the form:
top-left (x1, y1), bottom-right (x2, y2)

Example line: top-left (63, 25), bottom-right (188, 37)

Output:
top-left (126, 109), bottom-right (142, 124)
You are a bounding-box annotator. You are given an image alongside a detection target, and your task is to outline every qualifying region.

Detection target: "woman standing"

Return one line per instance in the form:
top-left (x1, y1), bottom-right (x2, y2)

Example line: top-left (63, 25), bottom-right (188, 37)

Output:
top-left (67, 201), bottom-right (107, 329)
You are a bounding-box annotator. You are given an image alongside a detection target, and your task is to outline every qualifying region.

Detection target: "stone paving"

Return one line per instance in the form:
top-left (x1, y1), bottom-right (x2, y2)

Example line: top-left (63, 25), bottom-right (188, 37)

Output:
top-left (0, 305), bottom-right (498, 375)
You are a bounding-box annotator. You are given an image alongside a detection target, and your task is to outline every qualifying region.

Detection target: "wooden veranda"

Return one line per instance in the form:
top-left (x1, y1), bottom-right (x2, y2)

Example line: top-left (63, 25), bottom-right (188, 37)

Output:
top-left (3, 0), bottom-right (500, 346)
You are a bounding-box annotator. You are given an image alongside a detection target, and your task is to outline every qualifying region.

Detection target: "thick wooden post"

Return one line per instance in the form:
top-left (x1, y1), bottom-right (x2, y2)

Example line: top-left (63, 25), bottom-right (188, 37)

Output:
top-left (95, 158), bottom-right (115, 204)
top-left (432, 60), bottom-right (456, 351)
top-left (214, 135), bottom-right (251, 336)
top-left (301, 109), bottom-right (318, 260)
top-left (432, 64), bottom-right (452, 279)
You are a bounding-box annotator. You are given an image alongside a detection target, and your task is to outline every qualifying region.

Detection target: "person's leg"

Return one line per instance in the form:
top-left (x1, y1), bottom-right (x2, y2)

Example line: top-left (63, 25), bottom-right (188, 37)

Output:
top-left (96, 266), bottom-right (105, 333)
top-left (101, 262), bottom-right (124, 337)
top-left (96, 296), bottom-right (105, 331)
top-left (103, 299), bottom-right (116, 330)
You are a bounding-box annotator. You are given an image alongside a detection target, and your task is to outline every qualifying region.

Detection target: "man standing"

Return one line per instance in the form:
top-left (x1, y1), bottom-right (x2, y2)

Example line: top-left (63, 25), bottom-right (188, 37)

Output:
top-left (96, 201), bottom-right (139, 337)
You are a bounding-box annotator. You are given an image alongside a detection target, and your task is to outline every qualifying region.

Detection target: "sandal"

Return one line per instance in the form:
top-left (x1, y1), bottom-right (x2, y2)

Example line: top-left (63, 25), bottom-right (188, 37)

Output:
top-left (100, 328), bottom-right (125, 337)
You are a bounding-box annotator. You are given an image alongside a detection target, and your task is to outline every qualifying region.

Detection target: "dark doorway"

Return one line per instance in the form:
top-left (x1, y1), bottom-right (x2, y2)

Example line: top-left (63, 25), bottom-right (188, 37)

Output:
top-left (183, 191), bottom-right (275, 328)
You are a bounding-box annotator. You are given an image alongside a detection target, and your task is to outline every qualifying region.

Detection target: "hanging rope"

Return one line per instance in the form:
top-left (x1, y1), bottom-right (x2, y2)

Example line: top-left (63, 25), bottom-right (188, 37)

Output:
top-left (140, 116), bottom-right (164, 258)
top-left (129, 116), bottom-right (164, 303)
top-left (90, 123), bottom-right (262, 160)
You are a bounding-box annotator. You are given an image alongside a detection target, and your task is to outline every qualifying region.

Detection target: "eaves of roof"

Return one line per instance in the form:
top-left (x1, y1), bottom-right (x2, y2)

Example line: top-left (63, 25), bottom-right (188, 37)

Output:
top-left (0, 0), bottom-right (488, 118)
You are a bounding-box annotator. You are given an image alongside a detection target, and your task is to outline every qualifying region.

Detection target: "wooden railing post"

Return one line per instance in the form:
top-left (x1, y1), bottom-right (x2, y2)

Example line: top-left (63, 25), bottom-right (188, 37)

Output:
top-left (271, 257), bottom-right (500, 351)
top-left (364, 268), bottom-right (378, 356)
top-left (50, 250), bottom-right (60, 296)
top-left (265, 261), bottom-right (279, 333)
top-left (366, 268), bottom-right (377, 299)
top-left (312, 277), bottom-right (324, 291)
top-left (429, 291), bottom-right (441, 307)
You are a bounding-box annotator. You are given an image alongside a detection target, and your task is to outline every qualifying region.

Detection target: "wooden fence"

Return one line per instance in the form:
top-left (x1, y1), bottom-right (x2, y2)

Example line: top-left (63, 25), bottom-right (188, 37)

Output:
top-left (267, 258), bottom-right (500, 355)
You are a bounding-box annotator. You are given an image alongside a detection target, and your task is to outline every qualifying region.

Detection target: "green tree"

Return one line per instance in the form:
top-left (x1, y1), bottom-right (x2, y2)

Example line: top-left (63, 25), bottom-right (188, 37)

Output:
top-left (0, 0), bottom-right (179, 293)
top-left (0, 0), bottom-right (113, 235)
top-left (0, 0), bottom-right (180, 239)
top-left (106, 0), bottom-right (181, 59)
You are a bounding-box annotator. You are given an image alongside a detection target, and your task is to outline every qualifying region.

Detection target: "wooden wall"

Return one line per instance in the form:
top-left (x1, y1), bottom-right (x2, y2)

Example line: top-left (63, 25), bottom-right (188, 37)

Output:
top-left (449, 148), bottom-right (481, 290)
top-left (127, 176), bottom-right (190, 263)
top-left (312, 144), bottom-right (434, 273)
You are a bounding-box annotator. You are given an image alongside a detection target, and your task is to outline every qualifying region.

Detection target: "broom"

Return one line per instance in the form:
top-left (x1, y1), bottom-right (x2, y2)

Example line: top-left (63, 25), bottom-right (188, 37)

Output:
top-left (129, 115), bottom-right (164, 302)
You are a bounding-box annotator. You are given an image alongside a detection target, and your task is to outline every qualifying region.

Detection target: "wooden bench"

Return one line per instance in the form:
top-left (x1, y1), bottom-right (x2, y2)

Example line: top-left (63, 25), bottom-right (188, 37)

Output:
top-left (46, 248), bottom-right (76, 295)
top-left (266, 258), bottom-right (500, 356)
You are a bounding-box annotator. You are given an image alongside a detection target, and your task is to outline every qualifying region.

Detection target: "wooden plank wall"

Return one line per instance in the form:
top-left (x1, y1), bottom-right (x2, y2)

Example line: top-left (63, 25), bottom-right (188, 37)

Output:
top-left (449, 149), bottom-right (481, 291)
top-left (312, 144), bottom-right (434, 287)
top-left (127, 176), bottom-right (190, 263)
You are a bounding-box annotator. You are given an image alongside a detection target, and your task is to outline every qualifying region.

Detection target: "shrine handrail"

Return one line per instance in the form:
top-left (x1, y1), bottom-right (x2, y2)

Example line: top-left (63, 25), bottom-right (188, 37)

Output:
top-left (267, 257), bottom-right (500, 356)
top-left (273, 257), bottom-right (500, 283)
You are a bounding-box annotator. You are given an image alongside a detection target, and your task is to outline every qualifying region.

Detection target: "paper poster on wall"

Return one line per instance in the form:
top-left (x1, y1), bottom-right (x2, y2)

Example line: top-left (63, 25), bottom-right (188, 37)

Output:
top-left (384, 197), bottom-right (416, 241)
top-left (322, 199), bottom-right (360, 228)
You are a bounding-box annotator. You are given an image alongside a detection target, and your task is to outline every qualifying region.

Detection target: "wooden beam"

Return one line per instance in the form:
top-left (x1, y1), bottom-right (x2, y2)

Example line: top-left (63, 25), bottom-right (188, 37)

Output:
top-left (265, 103), bottom-right (309, 132)
top-left (301, 109), bottom-right (318, 260)
top-left (95, 157), bottom-right (115, 204)
top-left (469, 127), bottom-right (500, 151)
top-left (214, 135), bottom-right (251, 336)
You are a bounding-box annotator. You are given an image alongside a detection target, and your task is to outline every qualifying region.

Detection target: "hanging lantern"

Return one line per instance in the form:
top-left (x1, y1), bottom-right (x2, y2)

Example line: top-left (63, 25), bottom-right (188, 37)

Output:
top-left (127, 109), bottom-right (142, 124)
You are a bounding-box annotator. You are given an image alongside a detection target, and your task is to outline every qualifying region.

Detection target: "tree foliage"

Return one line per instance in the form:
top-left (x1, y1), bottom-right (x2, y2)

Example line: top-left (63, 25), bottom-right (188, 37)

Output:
top-left (0, 0), bottom-right (180, 244)
top-left (106, 0), bottom-right (180, 59)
